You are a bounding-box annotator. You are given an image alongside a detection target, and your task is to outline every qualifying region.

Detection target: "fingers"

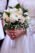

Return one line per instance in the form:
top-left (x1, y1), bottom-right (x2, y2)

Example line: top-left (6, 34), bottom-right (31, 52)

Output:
top-left (5, 29), bottom-right (16, 39)
top-left (5, 29), bottom-right (26, 40)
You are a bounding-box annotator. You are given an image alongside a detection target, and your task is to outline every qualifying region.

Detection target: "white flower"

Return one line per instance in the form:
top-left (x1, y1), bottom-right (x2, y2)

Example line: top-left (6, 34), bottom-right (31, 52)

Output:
top-left (3, 12), bottom-right (7, 20)
top-left (10, 13), bottom-right (18, 23)
top-left (3, 8), bottom-right (29, 24)
top-left (18, 8), bottom-right (23, 15)
top-left (3, 12), bottom-right (10, 22)
top-left (14, 8), bottom-right (23, 15)
top-left (24, 12), bottom-right (28, 16)
top-left (9, 8), bottom-right (18, 13)
top-left (3, 9), bottom-right (10, 20)
top-left (25, 16), bottom-right (30, 24)
top-left (12, 8), bottom-right (18, 12)
top-left (18, 15), bottom-right (25, 23)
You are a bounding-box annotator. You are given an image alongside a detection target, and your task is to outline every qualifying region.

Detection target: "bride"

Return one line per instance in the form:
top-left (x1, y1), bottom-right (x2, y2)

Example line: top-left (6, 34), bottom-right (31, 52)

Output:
top-left (1, 0), bottom-right (34, 53)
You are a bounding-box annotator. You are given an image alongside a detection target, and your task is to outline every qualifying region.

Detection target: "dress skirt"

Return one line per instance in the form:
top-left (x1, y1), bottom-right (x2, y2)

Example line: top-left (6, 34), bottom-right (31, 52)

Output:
top-left (1, 33), bottom-right (30, 53)
top-left (1, 28), bottom-right (35, 53)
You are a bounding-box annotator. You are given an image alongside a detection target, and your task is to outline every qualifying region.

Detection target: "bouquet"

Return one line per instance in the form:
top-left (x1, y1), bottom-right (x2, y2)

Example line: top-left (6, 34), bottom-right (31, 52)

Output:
top-left (3, 4), bottom-right (29, 39)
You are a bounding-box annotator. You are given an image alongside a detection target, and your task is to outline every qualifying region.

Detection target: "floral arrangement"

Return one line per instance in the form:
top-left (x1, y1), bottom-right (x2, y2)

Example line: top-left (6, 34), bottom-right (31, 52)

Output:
top-left (2, 3), bottom-right (30, 48)
top-left (3, 4), bottom-right (29, 31)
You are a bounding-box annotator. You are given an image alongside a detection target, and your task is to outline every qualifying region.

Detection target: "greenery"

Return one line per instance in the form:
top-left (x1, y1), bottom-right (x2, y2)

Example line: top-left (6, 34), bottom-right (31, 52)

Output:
top-left (22, 8), bottom-right (28, 17)
top-left (5, 12), bottom-right (10, 17)
top-left (4, 20), bottom-right (29, 31)
top-left (3, 4), bottom-right (29, 31)
top-left (15, 4), bottom-right (28, 17)
top-left (15, 4), bottom-right (21, 9)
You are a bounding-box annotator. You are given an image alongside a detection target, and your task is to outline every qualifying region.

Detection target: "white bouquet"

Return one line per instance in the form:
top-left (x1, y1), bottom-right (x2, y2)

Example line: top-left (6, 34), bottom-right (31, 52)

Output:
top-left (3, 4), bottom-right (29, 30)
top-left (3, 4), bottom-right (29, 47)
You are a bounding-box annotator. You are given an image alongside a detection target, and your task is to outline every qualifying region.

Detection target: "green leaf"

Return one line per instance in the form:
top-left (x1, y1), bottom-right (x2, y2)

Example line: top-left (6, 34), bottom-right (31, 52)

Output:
top-left (4, 20), bottom-right (29, 30)
top-left (5, 12), bottom-right (10, 17)
top-left (15, 4), bottom-right (21, 9)
top-left (22, 8), bottom-right (28, 13)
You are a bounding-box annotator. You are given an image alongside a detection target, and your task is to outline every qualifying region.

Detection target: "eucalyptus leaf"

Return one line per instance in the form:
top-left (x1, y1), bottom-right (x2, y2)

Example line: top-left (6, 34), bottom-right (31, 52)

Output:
top-left (15, 4), bottom-right (21, 9)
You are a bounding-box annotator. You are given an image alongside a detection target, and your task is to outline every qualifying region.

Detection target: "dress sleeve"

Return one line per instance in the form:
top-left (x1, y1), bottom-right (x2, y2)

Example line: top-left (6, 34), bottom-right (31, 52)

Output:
top-left (0, 19), bottom-right (5, 40)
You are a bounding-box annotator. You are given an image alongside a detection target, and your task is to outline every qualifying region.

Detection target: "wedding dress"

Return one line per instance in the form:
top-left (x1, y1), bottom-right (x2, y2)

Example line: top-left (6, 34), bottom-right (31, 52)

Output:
top-left (1, 0), bottom-right (35, 53)
top-left (1, 0), bottom-right (29, 52)
top-left (1, 18), bottom-right (35, 53)
top-left (1, 33), bottom-right (29, 53)
top-left (1, 24), bottom-right (35, 53)
top-left (0, 19), bottom-right (4, 40)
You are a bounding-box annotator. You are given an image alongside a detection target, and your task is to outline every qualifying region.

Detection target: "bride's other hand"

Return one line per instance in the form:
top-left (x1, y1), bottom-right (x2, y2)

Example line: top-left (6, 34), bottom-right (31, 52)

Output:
top-left (5, 28), bottom-right (26, 40)
top-left (14, 28), bottom-right (26, 39)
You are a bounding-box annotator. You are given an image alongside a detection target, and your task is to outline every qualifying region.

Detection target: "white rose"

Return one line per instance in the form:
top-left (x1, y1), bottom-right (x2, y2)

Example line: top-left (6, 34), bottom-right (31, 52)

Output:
top-left (3, 9), bottom-right (10, 20)
top-left (13, 8), bottom-right (18, 12)
top-left (9, 8), bottom-right (18, 14)
top-left (3, 12), bottom-right (10, 22)
top-left (18, 15), bottom-right (25, 23)
top-left (25, 16), bottom-right (30, 24)
top-left (3, 12), bottom-right (7, 20)
top-left (24, 12), bottom-right (28, 16)
top-left (18, 8), bottom-right (23, 15)
top-left (10, 13), bottom-right (18, 23)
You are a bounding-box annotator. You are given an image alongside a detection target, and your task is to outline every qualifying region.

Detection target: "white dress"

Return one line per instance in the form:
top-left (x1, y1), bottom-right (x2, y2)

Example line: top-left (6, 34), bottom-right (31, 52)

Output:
top-left (1, 18), bottom-right (35, 53)
top-left (1, 0), bottom-right (35, 53)
top-left (0, 19), bottom-right (4, 40)
top-left (1, 33), bottom-right (29, 53)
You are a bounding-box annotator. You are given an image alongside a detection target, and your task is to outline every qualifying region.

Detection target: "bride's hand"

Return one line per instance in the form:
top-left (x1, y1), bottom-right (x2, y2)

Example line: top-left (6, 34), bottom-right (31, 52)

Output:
top-left (5, 28), bottom-right (26, 40)
top-left (14, 28), bottom-right (26, 39)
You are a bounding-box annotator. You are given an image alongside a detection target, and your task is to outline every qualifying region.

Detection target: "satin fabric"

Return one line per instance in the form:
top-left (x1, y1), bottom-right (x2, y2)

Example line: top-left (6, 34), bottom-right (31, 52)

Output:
top-left (1, 28), bottom-right (35, 53)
